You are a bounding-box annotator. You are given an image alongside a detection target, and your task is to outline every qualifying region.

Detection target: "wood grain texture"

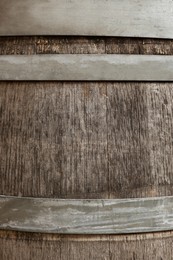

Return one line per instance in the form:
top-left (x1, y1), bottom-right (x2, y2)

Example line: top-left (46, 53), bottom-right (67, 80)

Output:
top-left (1, 82), bottom-right (173, 199)
top-left (1, 0), bottom-right (173, 39)
top-left (2, 54), bottom-right (173, 81)
top-left (0, 230), bottom-right (173, 260)
top-left (2, 36), bottom-right (173, 55)
top-left (0, 37), bottom-right (106, 55)
top-left (1, 196), bottom-right (173, 234)
top-left (0, 82), bottom-right (108, 198)
top-left (1, 36), bottom-right (173, 259)
top-left (1, 37), bottom-right (173, 199)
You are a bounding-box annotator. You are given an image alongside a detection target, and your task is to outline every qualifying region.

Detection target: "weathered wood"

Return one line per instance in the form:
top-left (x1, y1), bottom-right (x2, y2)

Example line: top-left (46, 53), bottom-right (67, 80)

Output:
top-left (1, 37), bottom-right (173, 200)
top-left (2, 54), bottom-right (173, 81)
top-left (1, 0), bottom-right (173, 39)
top-left (1, 36), bottom-right (173, 259)
top-left (0, 196), bottom-right (173, 234)
top-left (0, 82), bottom-right (108, 198)
top-left (1, 82), bottom-right (173, 199)
top-left (0, 37), bottom-right (106, 55)
top-left (2, 37), bottom-right (173, 56)
top-left (0, 231), bottom-right (173, 260)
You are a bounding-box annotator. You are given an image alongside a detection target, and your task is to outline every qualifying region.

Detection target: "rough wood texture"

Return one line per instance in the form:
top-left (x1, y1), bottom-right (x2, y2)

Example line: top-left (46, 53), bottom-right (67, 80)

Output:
top-left (1, 36), bottom-right (173, 259)
top-left (1, 81), bottom-right (173, 199)
top-left (1, 0), bottom-right (173, 39)
top-left (1, 37), bottom-right (173, 199)
top-left (0, 230), bottom-right (173, 260)
top-left (0, 82), bottom-right (108, 198)
top-left (1, 196), bottom-right (173, 234)
top-left (1, 36), bottom-right (173, 55)
top-left (2, 54), bottom-right (173, 81)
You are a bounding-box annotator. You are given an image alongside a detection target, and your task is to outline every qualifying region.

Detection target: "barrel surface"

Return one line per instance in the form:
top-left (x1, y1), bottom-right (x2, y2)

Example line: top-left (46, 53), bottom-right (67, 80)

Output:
top-left (1, 37), bottom-right (173, 259)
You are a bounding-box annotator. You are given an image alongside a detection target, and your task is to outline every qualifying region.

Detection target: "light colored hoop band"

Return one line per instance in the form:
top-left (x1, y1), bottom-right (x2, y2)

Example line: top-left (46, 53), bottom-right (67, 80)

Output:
top-left (1, 54), bottom-right (173, 81)
top-left (0, 0), bottom-right (173, 39)
top-left (0, 195), bottom-right (173, 234)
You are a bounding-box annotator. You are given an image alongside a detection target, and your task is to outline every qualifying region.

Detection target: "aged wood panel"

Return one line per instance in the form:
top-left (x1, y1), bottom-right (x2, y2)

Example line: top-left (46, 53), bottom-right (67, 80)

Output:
top-left (1, 36), bottom-right (173, 259)
top-left (0, 37), bottom-right (106, 55)
top-left (1, 82), bottom-right (173, 199)
top-left (0, 82), bottom-right (108, 198)
top-left (2, 54), bottom-right (173, 81)
top-left (107, 83), bottom-right (173, 198)
top-left (1, 196), bottom-right (173, 234)
top-left (2, 37), bottom-right (173, 56)
top-left (0, 37), bottom-right (173, 198)
top-left (1, 37), bottom-right (173, 199)
top-left (1, 0), bottom-right (173, 39)
top-left (0, 231), bottom-right (173, 260)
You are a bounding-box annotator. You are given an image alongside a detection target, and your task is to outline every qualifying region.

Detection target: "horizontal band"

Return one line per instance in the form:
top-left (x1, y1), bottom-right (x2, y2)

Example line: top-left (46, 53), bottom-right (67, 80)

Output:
top-left (1, 54), bottom-right (173, 81)
top-left (0, 196), bottom-right (173, 234)
top-left (0, 0), bottom-right (173, 38)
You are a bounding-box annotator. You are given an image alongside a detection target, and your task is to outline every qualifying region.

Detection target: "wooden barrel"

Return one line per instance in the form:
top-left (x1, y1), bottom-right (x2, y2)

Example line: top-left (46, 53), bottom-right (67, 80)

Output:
top-left (1, 36), bottom-right (173, 259)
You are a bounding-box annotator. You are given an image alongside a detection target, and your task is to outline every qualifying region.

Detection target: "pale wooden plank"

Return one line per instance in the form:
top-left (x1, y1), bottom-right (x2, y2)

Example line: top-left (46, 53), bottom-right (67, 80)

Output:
top-left (0, 196), bottom-right (173, 234)
top-left (0, 0), bottom-right (173, 39)
top-left (1, 54), bottom-right (173, 81)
